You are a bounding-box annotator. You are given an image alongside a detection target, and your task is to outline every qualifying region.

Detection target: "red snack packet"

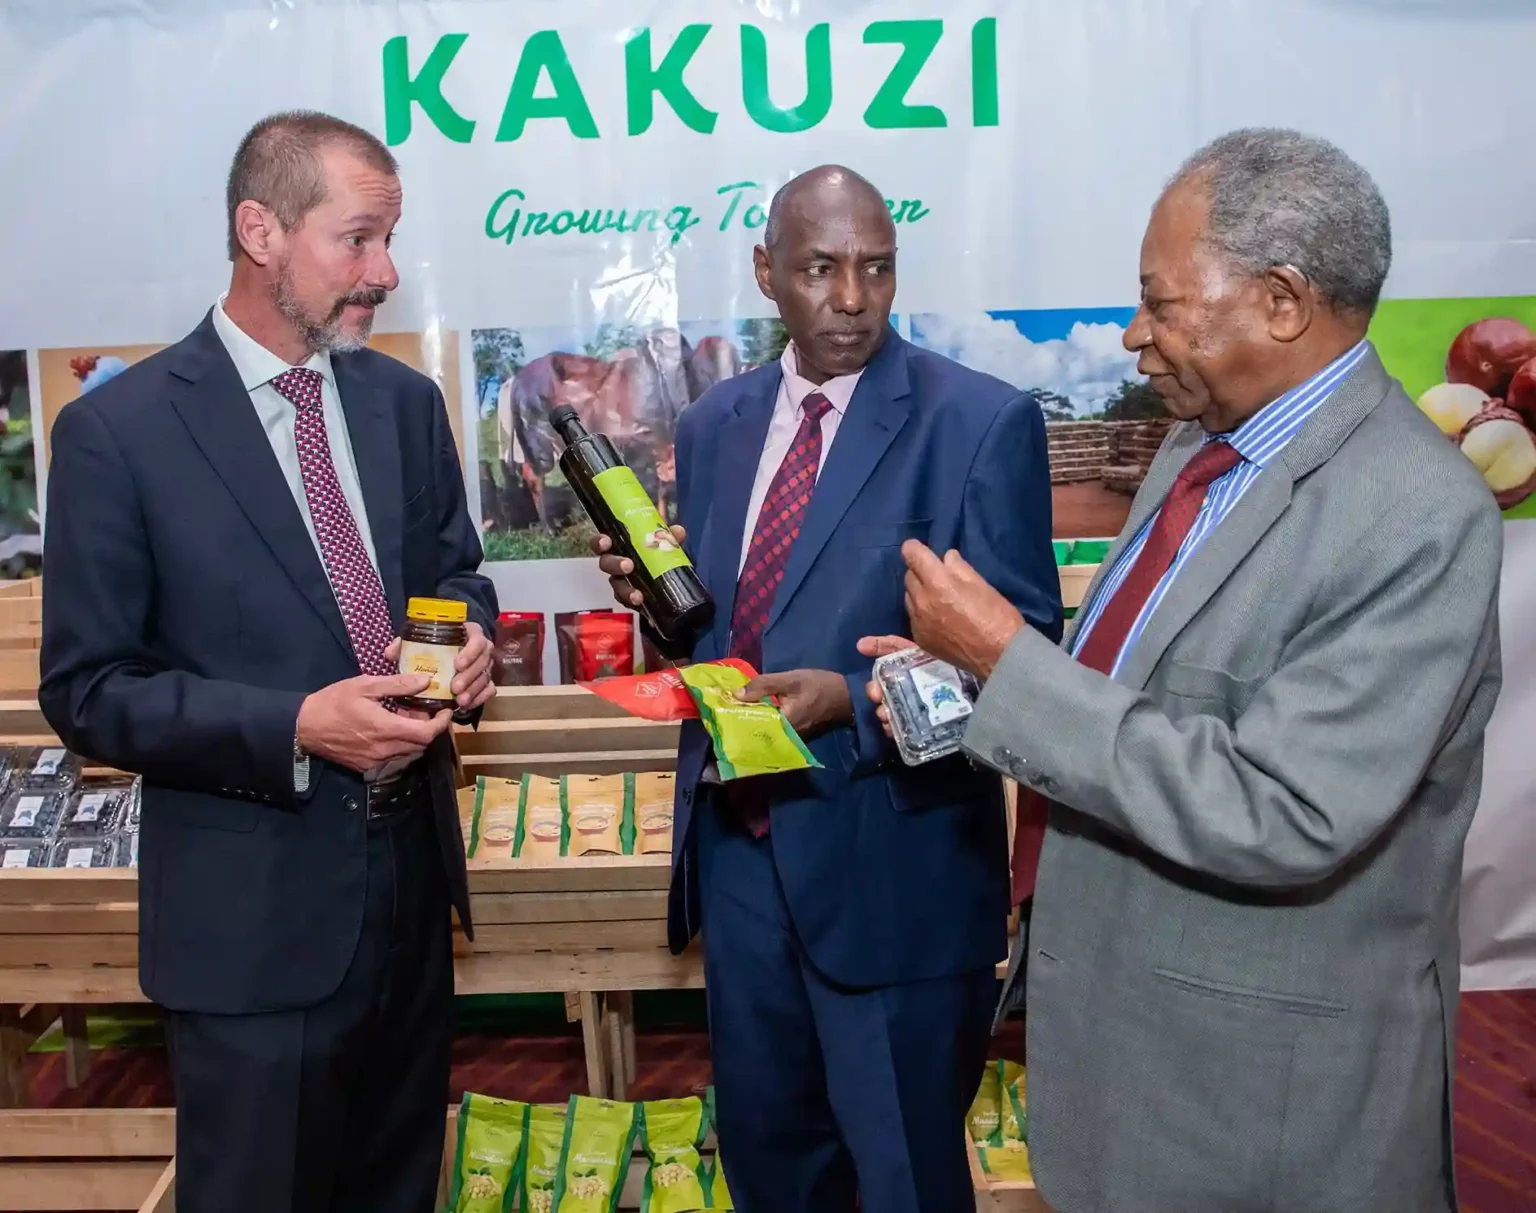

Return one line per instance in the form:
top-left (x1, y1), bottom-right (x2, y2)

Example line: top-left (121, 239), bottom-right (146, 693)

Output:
top-left (555, 610), bottom-right (636, 683)
top-left (582, 658), bottom-right (758, 721)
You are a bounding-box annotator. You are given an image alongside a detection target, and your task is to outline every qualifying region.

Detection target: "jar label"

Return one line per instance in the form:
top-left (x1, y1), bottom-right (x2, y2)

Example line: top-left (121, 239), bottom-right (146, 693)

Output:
top-left (591, 466), bottom-right (691, 579)
top-left (398, 640), bottom-right (459, 700)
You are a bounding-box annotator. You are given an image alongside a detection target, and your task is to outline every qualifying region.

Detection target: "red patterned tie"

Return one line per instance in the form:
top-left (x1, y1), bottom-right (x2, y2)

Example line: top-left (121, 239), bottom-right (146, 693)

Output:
top-left (270, 368), bottom-right (396, 679)
top-left (725, 391), bottom-right (835, 835)
top-left (1010, 440), bottom-right (1242, 903)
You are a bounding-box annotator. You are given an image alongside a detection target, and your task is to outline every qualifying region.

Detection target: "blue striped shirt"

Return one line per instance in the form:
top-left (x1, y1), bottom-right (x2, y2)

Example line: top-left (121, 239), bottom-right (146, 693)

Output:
top-left (1072, 340), bottom-right (1370, 677)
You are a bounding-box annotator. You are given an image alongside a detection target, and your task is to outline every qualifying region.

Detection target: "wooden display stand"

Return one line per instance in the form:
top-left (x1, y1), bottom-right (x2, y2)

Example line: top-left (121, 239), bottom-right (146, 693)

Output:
top-left (0, 572), bottom-right (1073, 1211)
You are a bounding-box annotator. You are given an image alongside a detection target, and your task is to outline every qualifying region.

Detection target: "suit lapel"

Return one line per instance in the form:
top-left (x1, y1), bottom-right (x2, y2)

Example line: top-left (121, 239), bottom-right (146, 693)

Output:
top-left (1115, 346), bottom-right (1394, 688)
top-left (704, 371), bottom-right (779, 654)
top-left (166, 314), bottom-right (352, 659)
top-left (1117, 469), bottom-right (1293, 690)
top-left (765, 333), bottom-right (912, 634)
top-left (333, 355), bottom-right (405, 623)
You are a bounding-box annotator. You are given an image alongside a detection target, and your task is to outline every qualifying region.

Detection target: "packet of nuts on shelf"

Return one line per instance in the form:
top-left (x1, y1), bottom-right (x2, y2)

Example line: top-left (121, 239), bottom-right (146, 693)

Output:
top-left (564, 774), bottom-right (629, 857)
top-left (871, 646), bottom-right (982, 766)
top-left (1, 838), bottom-right (49, 869)
top-left (492, 611), bottom-right (546, 687)
top-left (556, 610), bottom-right (636, 683)
top-left (515, 775), bottom-right (567, 861)
top-left (448, 1092), bottom-right (529, 1213)
top-left (521, 1103), bottom-right (568, 1213)
top-left (468, 778), bottom-right (521, 867)
top-left (49, 837), bottom-right (117, 869)
top-left (58, 783), bottom-right (132, 839)
top-left (638, 1097), bottom-right (711, 1213)
top-left (998, 1059), bottom-right (1027, 1145)
top-left (17, 747), bottom-right (81, 794)
top-left (967, 1060), bottom-right (1002, 1144)
top-left (553, 1095), bottom-right (638, 1213)
top-left (0, 790), bottom-right (63, 840)
top-left (632, 773), bottom-right (675, 855)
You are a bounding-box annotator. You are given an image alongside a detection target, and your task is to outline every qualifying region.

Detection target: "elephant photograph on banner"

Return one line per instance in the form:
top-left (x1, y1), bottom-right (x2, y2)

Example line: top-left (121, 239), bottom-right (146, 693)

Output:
top-left (473, 318), bottom-right (784, 561)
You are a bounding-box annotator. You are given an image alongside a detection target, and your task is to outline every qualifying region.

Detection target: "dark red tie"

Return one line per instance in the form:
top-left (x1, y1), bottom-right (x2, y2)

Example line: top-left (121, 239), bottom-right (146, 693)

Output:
top-left (270, 368), bottom-right (396, 678)
top-left (725, 391), bottom-right (834, 835)
top-left (1010, 440), bottom-right (1242, 903)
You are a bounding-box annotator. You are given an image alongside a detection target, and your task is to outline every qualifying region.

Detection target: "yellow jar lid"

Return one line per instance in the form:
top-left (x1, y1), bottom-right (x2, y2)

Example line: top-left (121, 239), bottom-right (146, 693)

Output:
top-left (406, 597), bottom-right (468, 623)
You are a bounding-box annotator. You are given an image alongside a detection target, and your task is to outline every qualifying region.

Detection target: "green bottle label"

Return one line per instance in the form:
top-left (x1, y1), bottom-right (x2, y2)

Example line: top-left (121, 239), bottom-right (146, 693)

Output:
top-left (592, 466), bottom-right (691, 578)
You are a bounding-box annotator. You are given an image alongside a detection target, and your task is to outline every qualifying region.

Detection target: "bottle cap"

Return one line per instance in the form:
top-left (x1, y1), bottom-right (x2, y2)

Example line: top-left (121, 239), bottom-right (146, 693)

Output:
top-left (406, 597), bottom-right (468, 623)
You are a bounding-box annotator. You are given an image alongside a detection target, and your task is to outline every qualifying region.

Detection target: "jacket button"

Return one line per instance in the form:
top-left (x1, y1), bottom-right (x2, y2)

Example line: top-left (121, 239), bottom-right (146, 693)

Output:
top-left (992, 746), bottom-right (1014, 766)
top-left (682, 786), bottom-right (693, 805)
top-left (343, 796), bottom-right (359, 813)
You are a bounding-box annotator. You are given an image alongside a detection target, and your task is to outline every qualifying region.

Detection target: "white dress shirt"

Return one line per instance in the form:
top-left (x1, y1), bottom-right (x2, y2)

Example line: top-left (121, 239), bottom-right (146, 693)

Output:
top-left (210, 296), bottom-right (380, 574)
top-left (737, 343), bottom-right (865, 577)
top-left (211, 298), bottom-right (387, 790)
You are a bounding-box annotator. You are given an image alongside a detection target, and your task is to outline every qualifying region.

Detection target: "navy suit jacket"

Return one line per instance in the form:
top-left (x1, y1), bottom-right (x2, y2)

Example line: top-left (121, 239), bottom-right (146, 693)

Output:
top-left (38, 312), bottom-right (496, 1015)
top-left (663, 331), bottom-right (1062, 988)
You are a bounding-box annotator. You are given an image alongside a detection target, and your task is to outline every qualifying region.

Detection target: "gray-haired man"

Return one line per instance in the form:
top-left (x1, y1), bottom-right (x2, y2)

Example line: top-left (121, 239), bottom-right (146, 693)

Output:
top-left (862, 129), bottom-right (1502, 1211)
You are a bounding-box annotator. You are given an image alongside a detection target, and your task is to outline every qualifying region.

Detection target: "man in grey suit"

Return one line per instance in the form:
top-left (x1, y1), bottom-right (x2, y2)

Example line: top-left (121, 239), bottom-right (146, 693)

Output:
top-left (862, 129), bottom-right (1503, 1212)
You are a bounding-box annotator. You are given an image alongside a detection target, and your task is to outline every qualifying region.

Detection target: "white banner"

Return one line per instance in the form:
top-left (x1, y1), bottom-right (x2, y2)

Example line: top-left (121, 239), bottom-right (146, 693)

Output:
top-left (1, 0), bottom-right (1532, 986)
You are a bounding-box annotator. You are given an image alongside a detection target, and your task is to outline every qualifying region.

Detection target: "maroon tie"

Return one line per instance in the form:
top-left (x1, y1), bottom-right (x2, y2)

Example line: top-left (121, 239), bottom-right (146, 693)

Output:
top-left (270, 368), bottom-right (396, 679)
top-left (725, 391), bottom-right (834, 835)
top-left (1010, 440), bottom-right (1242, 903)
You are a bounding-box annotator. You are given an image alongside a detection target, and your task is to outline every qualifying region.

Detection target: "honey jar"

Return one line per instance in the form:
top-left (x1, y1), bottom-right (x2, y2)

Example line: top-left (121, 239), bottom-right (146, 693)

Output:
top-left (396, 597), bottom-right (468, 712)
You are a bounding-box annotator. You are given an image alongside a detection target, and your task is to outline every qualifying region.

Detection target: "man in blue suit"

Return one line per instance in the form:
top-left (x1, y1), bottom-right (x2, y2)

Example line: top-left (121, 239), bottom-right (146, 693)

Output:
top-left (597, 165), bottom-right (1061, 1211)
top-left (40, 112), bottom-right (496, 1213)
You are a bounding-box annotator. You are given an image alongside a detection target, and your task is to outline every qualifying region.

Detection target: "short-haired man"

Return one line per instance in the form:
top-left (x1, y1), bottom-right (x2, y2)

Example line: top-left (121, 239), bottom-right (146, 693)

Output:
top-left (40, 111), bottom-right (496, 1213)
top-left (599, 166), bottom-right (1061, 1211)
top-left (866, 128), bottom-right (1502, 1213)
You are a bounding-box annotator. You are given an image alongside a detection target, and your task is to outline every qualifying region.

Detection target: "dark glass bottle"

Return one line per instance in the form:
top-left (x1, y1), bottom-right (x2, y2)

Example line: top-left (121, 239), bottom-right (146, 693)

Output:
top-left (548, 406), bottom-right (714, 648)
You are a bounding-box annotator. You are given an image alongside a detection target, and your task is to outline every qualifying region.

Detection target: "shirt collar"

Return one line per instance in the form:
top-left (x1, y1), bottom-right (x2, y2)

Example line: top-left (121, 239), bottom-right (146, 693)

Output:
top-left (779, 341), bottom-right (863, 417)
top-left (211, 293), bottom-right (335, 394)
top-left (1203, 339), bottom-right (1371, 467)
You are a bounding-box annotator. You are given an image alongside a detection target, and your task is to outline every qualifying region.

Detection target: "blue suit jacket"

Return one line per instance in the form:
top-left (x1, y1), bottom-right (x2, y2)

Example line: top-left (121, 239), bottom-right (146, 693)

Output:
top-left (39, 313), bottom-right (497, 1015)
top-left (663, 331), bottom-right (1062, 988)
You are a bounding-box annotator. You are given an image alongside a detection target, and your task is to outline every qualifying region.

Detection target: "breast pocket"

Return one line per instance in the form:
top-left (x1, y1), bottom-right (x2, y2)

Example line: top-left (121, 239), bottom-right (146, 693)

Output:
top-left (851, 518), bottom-right (932, 549)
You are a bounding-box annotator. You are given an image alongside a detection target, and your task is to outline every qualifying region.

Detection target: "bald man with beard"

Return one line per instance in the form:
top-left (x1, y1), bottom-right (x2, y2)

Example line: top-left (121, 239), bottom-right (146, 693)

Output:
top-left (595, 166), bottom-right (1062, 1212)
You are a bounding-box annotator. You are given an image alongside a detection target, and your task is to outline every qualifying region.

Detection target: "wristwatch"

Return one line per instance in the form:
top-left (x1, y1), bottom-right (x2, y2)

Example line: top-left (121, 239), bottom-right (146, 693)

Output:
top-left (293, 734), bottom-right (311, 794)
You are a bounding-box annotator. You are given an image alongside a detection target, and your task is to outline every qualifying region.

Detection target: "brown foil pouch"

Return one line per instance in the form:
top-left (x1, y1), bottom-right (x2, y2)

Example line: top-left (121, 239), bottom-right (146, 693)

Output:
top-left (633, 773), bottom-right (676, 855)
top-left (470, 777), bottom-right (522, 867)
top-left (516, 775), bottom-right (567, 860)
top-left (565, 774), bottom-right (627, 857)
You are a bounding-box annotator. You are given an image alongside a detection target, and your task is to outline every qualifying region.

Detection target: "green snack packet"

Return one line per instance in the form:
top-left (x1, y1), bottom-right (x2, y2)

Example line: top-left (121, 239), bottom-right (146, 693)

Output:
top-left (554, 1095), bottom-right (638, 1213)
top-left (1068, 538), bottom-right (1112, 565)
top-left (677, 663), bottom-right (821, 780)
top-left (977, 1141), bottom-right (1034, 1183)
top-left (638, 1098), bottom-right (711, 1212)
top-left (449, 1093), bottom-right (529, 1213)
top-left (1052, 539), bottom-right (1072, 565)
top-left (707, 1154), bottom-right (734, 1210)
top-left (967, 1063), bottom-right (1002, 1145)
top-left (523, 1103), bottom-right (569, 1213)
top-left (998, 1059), bottom-right (1026, 1144)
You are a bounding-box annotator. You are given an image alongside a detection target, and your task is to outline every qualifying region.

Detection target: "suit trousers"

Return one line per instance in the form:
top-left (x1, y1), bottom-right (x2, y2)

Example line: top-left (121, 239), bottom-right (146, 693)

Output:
top-left (696, 796), bottom-right (996, 1213)
top-left (166, 799), bottom-right (454, 1213)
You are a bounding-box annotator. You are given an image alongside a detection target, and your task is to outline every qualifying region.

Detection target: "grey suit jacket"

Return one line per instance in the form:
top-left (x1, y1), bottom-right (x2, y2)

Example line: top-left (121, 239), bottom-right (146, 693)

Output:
top-left (966, 348), bottom-right (1502, 1213)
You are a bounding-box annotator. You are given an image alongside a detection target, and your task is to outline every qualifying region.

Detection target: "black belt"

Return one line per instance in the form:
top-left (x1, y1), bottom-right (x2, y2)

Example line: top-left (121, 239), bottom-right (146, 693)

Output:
top-left (366, 761), bottom-right (430, 822)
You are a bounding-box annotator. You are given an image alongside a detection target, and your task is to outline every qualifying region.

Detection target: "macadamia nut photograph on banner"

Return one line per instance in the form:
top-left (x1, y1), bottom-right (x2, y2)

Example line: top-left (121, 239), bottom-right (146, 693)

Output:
top-left (1371, 298), bottom-right (1536, 516)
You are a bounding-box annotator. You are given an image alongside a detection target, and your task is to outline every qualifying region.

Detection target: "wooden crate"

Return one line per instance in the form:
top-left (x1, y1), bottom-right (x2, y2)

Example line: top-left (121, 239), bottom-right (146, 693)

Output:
top-left (0, 1107), bottom-right (173, 1212)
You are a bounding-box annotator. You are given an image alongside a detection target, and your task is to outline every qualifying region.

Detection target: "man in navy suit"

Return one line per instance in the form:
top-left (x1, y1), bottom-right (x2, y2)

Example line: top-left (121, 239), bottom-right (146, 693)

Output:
top-left (597, 165), bottom-right (1061, 1212)
top-left (39, 112), bottom-right (496, 1213)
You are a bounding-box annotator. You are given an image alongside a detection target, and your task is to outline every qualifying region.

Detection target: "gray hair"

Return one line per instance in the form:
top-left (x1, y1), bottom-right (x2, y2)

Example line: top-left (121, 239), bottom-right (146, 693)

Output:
top-left (1170, 128), bottom-right (1392, 315)
top-left (226, 110), bottom-right (397, 261)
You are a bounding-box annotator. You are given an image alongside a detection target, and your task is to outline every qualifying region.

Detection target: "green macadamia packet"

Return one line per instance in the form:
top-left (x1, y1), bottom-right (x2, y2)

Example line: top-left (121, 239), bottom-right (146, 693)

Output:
top-left (448, 1093), bottom-right (529, 1213)
top-left (523, 1103), bottom-right (569, 1213)
top-left (554, 1095), bottom-right (639, 1213)
top-left (638, 1097), bottom-right (711, 1212)
top-left (967, 1062), bottom-right (1002, 1145)
top-left (677, 663), bottom-right (820, 780)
